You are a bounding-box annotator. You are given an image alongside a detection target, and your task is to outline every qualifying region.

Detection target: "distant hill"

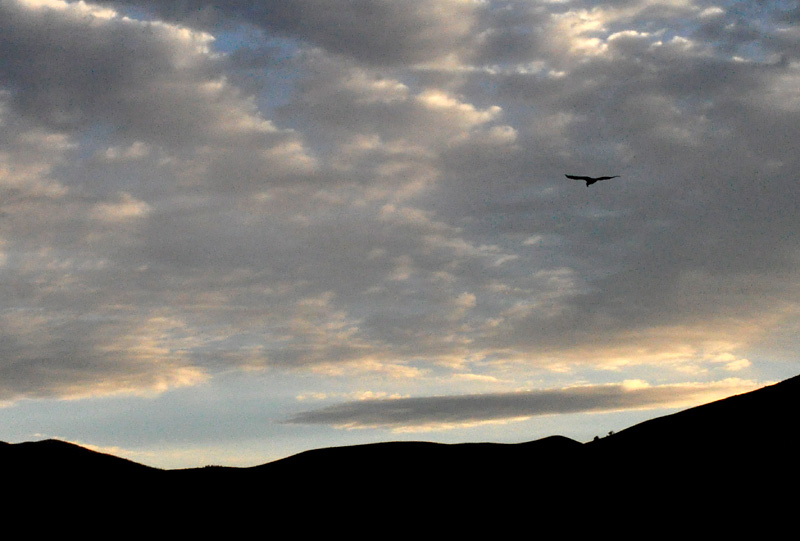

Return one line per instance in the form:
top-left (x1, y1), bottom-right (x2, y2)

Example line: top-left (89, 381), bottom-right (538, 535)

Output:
top-left (1, 438), bottom-right (159, 478)
top-left (3, 374), bottom-right (798, 519)
top-left (591, 373), bottom-right (797, 464)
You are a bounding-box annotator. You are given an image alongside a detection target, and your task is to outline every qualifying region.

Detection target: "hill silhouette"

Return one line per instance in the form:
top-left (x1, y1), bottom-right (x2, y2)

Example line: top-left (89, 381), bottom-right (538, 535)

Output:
top-left (3, 374), bottom-right (798, 522)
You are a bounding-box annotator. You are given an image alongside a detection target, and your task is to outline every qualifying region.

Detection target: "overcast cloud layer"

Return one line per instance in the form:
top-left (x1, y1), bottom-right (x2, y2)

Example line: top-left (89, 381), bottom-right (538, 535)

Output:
top-left (1, 0), bottom-right (799, 457)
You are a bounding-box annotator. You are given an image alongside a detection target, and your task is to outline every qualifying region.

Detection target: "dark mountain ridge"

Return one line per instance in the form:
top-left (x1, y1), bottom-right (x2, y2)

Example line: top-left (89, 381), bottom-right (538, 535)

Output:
top-left (3, 374), bottom-right (798, 516)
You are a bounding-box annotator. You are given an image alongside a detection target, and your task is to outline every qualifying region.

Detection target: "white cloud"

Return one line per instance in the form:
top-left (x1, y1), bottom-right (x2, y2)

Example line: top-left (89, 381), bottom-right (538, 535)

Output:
top-left (91, 193), bottom-right (151, 222)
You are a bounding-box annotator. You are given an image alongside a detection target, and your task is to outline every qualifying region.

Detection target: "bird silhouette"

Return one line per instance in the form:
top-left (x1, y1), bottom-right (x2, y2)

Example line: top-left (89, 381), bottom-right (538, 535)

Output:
top-left (565, 174), bottom-right (620, 186)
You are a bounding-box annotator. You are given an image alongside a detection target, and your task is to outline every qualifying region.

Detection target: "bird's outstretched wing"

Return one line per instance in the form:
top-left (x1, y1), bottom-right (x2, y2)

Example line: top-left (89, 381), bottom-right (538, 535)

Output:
top-left (565, 174), bottom-right (620, 186)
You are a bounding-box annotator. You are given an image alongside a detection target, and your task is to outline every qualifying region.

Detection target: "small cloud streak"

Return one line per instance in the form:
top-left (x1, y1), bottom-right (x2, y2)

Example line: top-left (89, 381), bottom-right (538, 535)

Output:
top-left (285, 379), bottom-right (760, 432)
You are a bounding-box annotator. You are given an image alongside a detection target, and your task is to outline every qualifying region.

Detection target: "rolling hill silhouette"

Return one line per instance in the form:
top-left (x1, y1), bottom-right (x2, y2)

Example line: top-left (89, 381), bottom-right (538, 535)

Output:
top-left (3, 374), bottom-right (798, 521)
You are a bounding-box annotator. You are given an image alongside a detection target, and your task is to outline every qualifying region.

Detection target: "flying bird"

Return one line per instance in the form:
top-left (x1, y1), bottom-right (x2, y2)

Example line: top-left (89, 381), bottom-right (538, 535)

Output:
top-left (565, 174), bottom-right (620, 186)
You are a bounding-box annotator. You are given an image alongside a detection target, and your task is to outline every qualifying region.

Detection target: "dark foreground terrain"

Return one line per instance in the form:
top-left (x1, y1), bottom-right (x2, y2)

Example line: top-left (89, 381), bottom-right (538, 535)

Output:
top-left (3, 374), bottom-right (798, 525)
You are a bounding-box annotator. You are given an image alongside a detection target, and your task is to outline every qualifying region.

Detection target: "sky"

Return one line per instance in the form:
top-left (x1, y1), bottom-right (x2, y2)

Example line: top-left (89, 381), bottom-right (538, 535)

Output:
top-left (1, 0), bottom-right (799, 469)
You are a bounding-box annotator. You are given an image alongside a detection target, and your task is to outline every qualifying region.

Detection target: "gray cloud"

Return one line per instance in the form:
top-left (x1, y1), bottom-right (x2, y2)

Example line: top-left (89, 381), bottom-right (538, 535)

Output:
top-left (1, 0), bottom-right (213, 138)
top-left (285, 380), bottom-right (758, 430)
top-left (95, 0), bottom-right (480, 66)
top-left (1, 0), bottom-right (798, 404)
top-left (0, 309), bottom-right (206, 401)
top-left (0, 0), bottom-right (309, 187)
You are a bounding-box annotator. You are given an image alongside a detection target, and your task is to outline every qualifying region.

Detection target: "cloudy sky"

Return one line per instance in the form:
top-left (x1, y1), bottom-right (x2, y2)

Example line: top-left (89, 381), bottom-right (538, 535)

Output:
top-left (1, 0), bottom-right (798, 469)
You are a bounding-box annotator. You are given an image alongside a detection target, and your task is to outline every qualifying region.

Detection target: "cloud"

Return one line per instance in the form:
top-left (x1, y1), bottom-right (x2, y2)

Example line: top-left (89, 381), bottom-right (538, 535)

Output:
top-left (285, 379), bottom-right (761, 431)
top-left (0, 310), bottom-right (207, 401)
top-left (0, 0), bottom-right (313, 188)
top-left (95, 0), bottom-right (481, 66)
top-left (1, 0), bottom-right (799, 405)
